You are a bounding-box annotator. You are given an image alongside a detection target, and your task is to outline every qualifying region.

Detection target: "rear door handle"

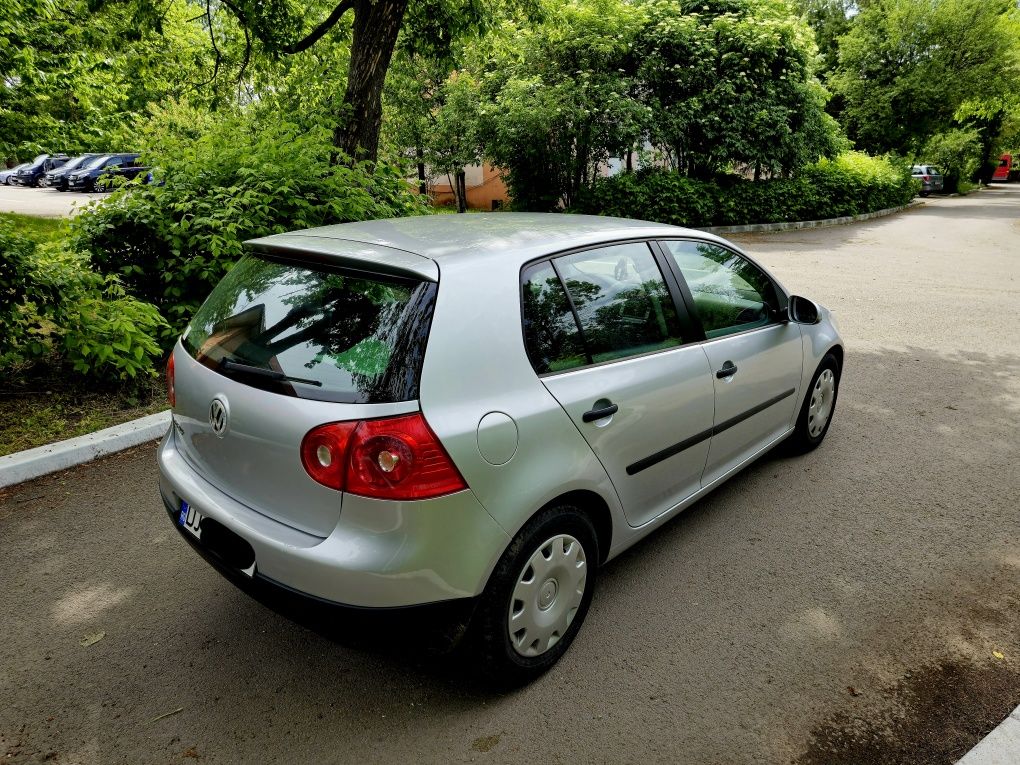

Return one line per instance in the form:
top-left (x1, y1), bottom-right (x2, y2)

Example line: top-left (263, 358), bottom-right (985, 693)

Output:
top-left (582, 401), bottom-right (619, 422)
top-left (716, 362), bottom-right (738, 379)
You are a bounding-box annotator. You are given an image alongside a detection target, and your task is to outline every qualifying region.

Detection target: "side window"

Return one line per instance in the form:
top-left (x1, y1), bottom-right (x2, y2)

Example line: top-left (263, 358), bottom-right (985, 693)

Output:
top-left (554, 242), bottom-right (684, 364)
top-left (521, 262), bottom-right (588, 374)
top-left (663, 240), bottom-right (780, 339)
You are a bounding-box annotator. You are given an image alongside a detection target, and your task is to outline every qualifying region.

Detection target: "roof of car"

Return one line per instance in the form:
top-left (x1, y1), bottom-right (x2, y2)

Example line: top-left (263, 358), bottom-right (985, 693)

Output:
top-left (246, 213), bottom-right (718, 279)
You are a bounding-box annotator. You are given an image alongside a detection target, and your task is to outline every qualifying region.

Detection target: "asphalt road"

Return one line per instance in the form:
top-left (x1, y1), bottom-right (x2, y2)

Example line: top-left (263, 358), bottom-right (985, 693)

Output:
top-left (0, 185), bottom-right (106, 217)
top-left (2, 188), bottom-right (1019, 764)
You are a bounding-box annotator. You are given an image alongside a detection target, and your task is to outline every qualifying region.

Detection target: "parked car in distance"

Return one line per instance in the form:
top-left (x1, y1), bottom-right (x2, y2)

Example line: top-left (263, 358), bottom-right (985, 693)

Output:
top-left (95, 154), bottom-right (147, 191)
top-left (159, 214), bottom-right (844, 685)
top-left (10, 154), bottom-right (69, 187)
top-left (0, 163), bottom-right (30, 185)
top-left (992, 154), bottom-right (1012, 183)
top-left (41, 153), bottom-right (99, 191)
top-left (66, 153), bottom-right (141, 192)
top-left (911, 164), bottom-right (944, 196)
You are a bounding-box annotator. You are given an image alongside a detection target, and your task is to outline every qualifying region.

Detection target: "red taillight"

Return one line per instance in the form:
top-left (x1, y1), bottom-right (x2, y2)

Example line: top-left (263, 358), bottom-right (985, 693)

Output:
top-left (166, 354), bottom-right (176, 408)
top-left (300, 413), bottom-right (467, 500)
top-left (922, 175), bottom-right (930, 181)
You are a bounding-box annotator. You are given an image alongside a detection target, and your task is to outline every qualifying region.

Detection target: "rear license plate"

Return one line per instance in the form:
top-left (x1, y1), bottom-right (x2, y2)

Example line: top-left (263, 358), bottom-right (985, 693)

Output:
top-left (178, 500), bottom-right (203, 540)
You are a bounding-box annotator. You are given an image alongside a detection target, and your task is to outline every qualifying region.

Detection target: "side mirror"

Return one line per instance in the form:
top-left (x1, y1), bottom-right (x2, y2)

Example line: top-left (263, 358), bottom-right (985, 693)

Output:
top-left (788, 295), bottom-right (821, 325)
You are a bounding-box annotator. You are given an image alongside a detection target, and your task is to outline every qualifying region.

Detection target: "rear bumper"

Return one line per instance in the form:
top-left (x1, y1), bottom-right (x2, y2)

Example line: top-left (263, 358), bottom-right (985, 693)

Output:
top-left (161, 492), bottom-right (479, 648)
top-left (157, 426), bottom-right (510, 609)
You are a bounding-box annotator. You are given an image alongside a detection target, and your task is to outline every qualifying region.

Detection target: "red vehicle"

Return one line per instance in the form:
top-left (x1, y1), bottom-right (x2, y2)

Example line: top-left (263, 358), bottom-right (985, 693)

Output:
top-left (992, 154), bottom-right (1012, 182)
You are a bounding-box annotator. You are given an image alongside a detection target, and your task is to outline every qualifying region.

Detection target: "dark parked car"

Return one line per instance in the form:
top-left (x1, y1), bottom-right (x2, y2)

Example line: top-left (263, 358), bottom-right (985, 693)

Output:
top-left (10, 154), bottom-right (69, 187)
top-left (41, 154), bottom-right (99, 191)
top-left (0, 163), bottom-right (30, 185)
top-left (911, 165), bottom-right (944, 196)
top-left (66, 153), bottom-right (143, 192)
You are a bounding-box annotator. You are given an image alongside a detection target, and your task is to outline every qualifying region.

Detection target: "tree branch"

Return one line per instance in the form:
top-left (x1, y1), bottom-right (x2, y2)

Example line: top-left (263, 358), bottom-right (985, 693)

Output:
top-left (282, 0), bottom-right (357, 53)
top-left (220, 0), bottom-right (357, 55)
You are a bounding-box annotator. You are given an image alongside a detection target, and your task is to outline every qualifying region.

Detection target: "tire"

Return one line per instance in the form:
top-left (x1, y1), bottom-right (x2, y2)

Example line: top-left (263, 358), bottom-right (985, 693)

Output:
top-left (787, 352), bottom-right (841, 454)
top-left (469, 504), bottom-right (599, 687)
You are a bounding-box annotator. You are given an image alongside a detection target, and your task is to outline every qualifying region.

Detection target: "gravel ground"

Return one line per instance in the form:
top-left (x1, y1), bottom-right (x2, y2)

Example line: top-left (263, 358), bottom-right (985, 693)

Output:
top-left (1, 187), bottom-right (1018, 764)
top-left (0, 185), bottom-right (105, 217)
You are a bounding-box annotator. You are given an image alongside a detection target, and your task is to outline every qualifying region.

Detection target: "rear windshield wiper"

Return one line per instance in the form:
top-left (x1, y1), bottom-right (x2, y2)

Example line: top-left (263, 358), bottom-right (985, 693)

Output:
top-left (219, 358), bottom-right (323, 387)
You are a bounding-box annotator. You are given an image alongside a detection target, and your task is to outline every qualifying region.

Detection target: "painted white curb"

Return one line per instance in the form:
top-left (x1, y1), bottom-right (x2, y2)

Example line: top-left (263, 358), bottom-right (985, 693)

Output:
top-left (957, 704), bottom-right (1020, 764)
top-left (0, 410), bottom-right (170, 489)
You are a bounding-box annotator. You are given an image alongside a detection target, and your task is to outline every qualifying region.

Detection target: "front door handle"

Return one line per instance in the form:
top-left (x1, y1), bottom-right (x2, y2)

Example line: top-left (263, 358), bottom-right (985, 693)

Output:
top-left (582, 401), bottom-right (619, 422)
top-left (716, 362), bottom-right (738, 379)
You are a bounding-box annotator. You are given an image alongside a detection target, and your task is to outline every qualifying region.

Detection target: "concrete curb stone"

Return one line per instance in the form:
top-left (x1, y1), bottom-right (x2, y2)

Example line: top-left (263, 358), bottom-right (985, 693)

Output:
top-left (699, 199), bottom-right (925, 235)
top-left (956, 703), bottom-right (1020, 764)
top-left (0, 410), bottom-right (170, 489)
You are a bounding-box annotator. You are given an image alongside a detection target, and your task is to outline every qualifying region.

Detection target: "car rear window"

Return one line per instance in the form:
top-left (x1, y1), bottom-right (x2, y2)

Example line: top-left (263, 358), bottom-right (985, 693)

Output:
top-left (182, 255), bottom-right (437, 404)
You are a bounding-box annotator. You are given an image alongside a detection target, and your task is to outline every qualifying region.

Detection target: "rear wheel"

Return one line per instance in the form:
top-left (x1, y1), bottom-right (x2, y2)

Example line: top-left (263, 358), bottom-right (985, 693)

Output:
top-left (788, 352), bottom-right (840, 454)
top-left (470, 504), bottom-right (598, 687)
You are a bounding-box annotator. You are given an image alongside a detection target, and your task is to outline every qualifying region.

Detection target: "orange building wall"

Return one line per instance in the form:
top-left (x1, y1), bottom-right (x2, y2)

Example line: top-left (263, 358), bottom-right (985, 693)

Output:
top-left (430, 164), bottom-right (509, 210)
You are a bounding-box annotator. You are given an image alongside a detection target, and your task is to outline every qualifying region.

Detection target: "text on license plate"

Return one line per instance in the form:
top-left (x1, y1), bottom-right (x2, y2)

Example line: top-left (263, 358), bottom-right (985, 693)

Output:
top-left (178, 500), bottom-right (203, 539)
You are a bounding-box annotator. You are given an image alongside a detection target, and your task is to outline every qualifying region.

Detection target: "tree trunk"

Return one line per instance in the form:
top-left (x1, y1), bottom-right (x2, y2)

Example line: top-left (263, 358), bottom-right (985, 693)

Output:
top-left (456, 170), bottom-right (467, 213)
top-left (416, 146), bottom-right (426, 195)
top-left (332, 0), bottom-right (410, 163)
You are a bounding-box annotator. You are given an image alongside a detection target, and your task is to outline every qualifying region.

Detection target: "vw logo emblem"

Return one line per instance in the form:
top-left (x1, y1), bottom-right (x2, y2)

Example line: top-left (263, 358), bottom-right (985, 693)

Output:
top-left (209, 397), bottom-right (229, 437)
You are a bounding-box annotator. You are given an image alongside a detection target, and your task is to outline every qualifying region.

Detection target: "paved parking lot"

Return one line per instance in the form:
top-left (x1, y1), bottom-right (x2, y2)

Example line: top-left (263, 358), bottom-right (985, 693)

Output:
top-left (0, 185), bottom-right (106, 217)
top-left (1, 188), bottom-right (1019, 764)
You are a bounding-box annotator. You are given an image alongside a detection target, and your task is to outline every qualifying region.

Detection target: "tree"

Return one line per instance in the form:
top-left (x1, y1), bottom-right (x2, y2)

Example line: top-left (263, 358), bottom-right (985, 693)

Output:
top-left (638, 0), bottom-right (842, 179)
top-left (477, 0), bottom-right (649, 209)
top-left (0, 0), bottom-right (213, 159)
top-left (830, 0), bottom-right (1020, 157)
top-left (795, 0), bottom-right (855, 77)
top-left (427, 73), bottom-right (483, 211)
top-left (216, 0), bottom-right (507, 162)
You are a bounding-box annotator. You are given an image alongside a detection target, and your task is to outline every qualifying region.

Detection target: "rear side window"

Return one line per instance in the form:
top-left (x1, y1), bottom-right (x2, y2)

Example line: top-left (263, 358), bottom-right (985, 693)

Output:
top-left (183, 255), bottom-right (436, 403)
top-left (521, 241), bottom-right (686, 374)
top-left (521, 262), bottom-right (588, 373)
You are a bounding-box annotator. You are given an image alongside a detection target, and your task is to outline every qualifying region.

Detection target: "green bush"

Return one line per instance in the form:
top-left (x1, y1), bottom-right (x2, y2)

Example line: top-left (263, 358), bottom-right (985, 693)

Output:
top-left (0, 223), bottom-right (167, 381)
top-left (71, 112), bottom-right (429, 336)
top-left (0, 223), bottom-right (37, 342)
top-left (575, 152), bottom-right (918, 227)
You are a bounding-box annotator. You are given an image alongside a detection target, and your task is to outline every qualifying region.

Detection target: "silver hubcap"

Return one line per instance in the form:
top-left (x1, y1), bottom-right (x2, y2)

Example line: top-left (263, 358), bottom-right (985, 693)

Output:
top-left (508, 534), bottom-right (587, 658)
top-left (808, 368), bottom-right (836, 438)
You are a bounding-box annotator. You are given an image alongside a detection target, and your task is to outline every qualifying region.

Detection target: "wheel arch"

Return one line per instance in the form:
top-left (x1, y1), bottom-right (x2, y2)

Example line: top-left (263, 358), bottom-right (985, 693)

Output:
top-left (538, 489), bottom-right (614, 565)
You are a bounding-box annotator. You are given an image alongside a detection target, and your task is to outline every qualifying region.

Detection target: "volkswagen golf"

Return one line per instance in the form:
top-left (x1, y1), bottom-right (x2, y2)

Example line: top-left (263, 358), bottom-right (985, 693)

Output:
top-left (158, 213), bottom-right (843, 684)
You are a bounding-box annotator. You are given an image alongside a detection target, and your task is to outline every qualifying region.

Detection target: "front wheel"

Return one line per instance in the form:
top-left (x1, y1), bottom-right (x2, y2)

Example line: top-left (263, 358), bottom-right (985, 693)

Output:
top-left (469, 504), bottom-right (598, 687)
top-left (787, 352), bottom-right (840, 454)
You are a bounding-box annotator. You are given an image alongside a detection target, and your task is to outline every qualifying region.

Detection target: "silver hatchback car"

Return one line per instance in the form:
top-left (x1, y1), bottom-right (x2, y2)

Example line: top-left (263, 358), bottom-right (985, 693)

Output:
top-left (158, 213), bottom-right (843, 684)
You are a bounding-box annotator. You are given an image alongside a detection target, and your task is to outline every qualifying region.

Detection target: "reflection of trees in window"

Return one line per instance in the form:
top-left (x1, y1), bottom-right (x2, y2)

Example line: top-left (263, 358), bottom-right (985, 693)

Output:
top-left (185, 256), bottom-right (435, 403)
top-left (672, 243), bottom-right (777, 335)
top-left (522, 267), bottom-right (588, 373)
top-left (567, 279), bottom-right (681, 361)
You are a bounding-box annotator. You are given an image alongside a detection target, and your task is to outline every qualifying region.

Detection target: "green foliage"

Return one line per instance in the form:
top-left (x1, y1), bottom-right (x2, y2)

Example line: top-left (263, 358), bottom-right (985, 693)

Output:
top-left (922, 129), bottom-right (982, 192)
top-left (638, 0), bottom-right (843, 179)
top-left (576, 152), bottom-right (917, 226)
top-left (0, 0), bottom-right (213, 160)
top-left (0, 223), bottom-right (167, 380)
top-left (477, 0), bottom-right (650, 210)
top-left (830, 0), bottom-right (1020, 157)
top-left (70, 109), bottom-right (429, 335)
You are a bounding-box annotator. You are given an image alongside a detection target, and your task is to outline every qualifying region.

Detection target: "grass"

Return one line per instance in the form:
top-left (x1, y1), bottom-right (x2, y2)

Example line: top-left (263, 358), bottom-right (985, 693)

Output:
top-left (0, 377), bottom-right (167, 457)
top-left (0, 211), bottom-right (67, 244)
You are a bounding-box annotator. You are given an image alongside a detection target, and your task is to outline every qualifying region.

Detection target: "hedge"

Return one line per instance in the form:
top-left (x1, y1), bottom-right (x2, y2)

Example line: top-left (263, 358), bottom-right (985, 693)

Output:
top-left (575, 152), bottom-right (919, 227)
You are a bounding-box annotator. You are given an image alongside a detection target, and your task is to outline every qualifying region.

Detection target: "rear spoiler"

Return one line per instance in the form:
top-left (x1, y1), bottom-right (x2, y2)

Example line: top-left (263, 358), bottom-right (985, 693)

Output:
top-left (244, 233), bottom-right (439, 283)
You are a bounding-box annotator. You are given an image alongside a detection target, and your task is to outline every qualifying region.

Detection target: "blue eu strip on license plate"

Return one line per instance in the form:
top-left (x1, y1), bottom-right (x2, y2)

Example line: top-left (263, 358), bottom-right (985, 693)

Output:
top-left (178, 500), bottom-right (203, 539)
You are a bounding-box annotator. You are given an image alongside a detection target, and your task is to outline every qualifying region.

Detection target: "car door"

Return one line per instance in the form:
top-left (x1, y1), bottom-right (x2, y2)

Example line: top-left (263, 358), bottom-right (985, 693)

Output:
top-left (659, 239), bottom-right (803, 487)
top-left (523, 241), bottom-right (716, 527)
